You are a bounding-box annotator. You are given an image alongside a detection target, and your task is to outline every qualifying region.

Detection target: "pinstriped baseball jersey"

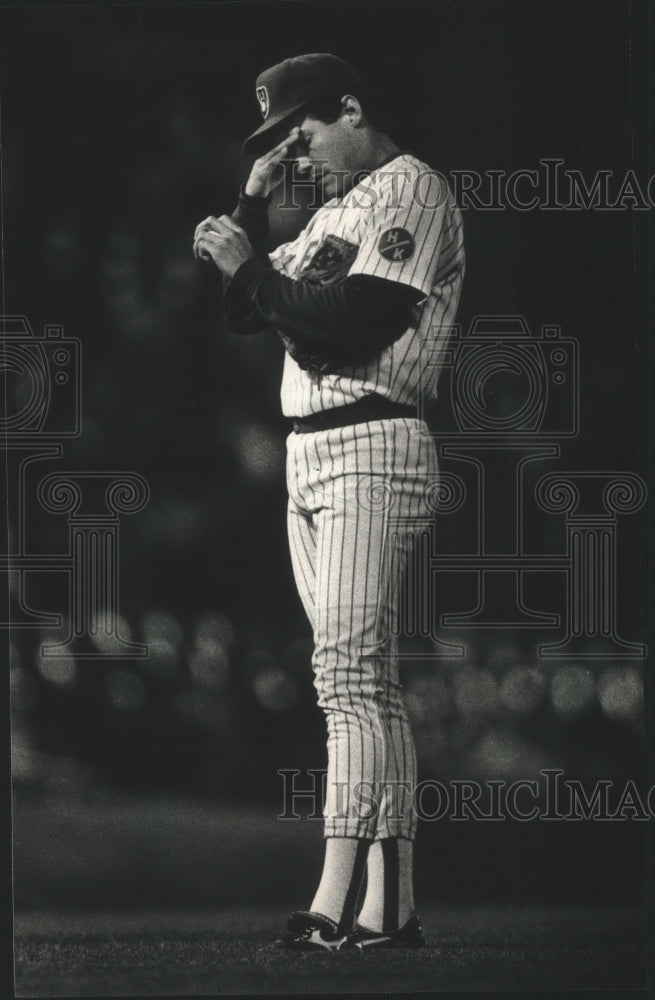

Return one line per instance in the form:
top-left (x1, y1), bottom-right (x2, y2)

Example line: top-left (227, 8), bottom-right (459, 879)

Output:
top-left (269, 153), bottom-right (465, 417)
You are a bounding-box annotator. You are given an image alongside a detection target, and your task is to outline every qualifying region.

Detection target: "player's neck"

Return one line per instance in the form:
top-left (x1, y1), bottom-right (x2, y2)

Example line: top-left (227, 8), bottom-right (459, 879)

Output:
top-left (364, 132), bottom-right (401, 173)
top-left (330, 132), bottom-right (401, 202)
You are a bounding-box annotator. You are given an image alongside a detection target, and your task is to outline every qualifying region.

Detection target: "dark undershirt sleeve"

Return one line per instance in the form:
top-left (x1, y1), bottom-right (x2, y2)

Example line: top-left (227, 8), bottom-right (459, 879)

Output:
top-left (223, 188), bottom-right (273, 335)
top-left (222, 187), bottom-right (424, 366)
top-left (230, 187), bottom-right (271, 254)
top-left (229, 257), bottom-right (423, 365)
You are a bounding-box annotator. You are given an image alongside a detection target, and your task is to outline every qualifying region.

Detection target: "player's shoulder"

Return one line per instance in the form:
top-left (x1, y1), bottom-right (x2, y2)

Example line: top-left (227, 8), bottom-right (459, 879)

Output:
top-left (363, 153), bottom-right (453, 210)
top-left (371, 152), bottom-right (436, 184)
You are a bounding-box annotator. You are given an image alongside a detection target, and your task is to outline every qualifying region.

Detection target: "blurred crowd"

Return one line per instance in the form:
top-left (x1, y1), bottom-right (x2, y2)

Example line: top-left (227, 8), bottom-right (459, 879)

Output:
top-left (11, 614), bottom-right (644, 799)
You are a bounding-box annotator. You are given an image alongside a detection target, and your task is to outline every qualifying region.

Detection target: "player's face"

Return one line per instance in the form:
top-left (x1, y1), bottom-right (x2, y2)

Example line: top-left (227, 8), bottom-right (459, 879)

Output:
top-left (293, 114), bottom-right (358, 200)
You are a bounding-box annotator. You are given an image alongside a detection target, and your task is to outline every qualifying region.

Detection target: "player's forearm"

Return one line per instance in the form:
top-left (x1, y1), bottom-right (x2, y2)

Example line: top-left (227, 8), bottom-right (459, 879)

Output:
top-left (223, 286), bottom-right (272, 335)
top-left (222, 188), bottom-right (273, 333)
top-left (231, 186), bottom-right (271, 254)
top-left (229, 258), bottom-right (420, 354)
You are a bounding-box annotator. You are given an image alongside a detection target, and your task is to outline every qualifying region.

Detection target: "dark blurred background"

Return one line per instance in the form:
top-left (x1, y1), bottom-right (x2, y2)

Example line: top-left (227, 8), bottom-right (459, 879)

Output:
top-left (2, 0), bottom-right (650, 910)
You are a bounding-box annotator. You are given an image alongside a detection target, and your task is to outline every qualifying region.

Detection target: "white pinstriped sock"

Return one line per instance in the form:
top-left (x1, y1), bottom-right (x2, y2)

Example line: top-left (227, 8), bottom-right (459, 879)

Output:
top-left (357, 837), bottom-right (415, 932)
top-left (310, 836), bottom-right (371, 931)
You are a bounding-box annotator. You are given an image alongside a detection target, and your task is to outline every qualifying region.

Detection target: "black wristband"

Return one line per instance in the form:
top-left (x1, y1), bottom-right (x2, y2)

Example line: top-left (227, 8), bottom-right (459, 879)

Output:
top-left (238, 185), bottom-right (270, 211)
top-left (232, 187), bottom-right (271, 253)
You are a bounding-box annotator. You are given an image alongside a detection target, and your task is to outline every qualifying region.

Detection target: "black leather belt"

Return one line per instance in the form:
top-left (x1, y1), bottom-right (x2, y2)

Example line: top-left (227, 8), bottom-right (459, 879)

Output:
top-left (291, 395), bottom-right (417, 433)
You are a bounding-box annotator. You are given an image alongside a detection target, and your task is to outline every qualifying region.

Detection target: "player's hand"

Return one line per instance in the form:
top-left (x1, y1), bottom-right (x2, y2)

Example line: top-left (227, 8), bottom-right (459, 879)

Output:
top-left (193, 216), bottom-right (224, 260)
top-left (194, 215), bottom-right (254, 278)
top-left (244, 127), bottom-right (302, 197)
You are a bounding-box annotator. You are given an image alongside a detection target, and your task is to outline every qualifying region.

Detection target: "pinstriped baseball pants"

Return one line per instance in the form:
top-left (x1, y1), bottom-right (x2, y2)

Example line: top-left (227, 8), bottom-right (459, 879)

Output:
top-left (286, 417), bottom-right (439, 841)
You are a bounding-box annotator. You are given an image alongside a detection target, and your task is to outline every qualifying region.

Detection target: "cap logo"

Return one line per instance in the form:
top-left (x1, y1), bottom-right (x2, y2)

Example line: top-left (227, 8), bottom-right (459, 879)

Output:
top-left (378, 228), bottom-right (415, 262)
top-left (256, 86), bottom-right (269, 119)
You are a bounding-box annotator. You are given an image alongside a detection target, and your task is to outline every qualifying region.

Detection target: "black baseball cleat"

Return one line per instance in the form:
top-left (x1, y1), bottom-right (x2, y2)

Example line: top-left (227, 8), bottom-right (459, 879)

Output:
top-left (273, 910), bottom-right (357, 952)
top-left (352, 912), bottom-right (425, 949)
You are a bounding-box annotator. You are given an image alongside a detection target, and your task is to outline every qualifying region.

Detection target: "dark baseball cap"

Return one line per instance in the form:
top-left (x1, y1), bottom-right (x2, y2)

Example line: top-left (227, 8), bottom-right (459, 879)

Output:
top-left (243, 53), bottom-right (360, 155)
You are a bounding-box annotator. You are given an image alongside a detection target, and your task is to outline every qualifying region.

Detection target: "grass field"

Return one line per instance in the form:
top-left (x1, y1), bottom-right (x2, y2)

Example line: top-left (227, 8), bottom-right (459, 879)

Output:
top-left (13, 903), bottom-right (647, 997)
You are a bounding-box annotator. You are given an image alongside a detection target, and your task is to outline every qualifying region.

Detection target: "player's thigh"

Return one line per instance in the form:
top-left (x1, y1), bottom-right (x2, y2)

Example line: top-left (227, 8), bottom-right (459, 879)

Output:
top-left (312, 477), bottom-right (396, 653)
top-left (317, 470), bottom-right (436, 635)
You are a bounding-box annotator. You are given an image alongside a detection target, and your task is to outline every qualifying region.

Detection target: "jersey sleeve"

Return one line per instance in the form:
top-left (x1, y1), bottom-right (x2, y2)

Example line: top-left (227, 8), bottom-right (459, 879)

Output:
top-left (348, 166), bottom-right (450, 298)
top-left (268, 239), bottom-right (299, 276)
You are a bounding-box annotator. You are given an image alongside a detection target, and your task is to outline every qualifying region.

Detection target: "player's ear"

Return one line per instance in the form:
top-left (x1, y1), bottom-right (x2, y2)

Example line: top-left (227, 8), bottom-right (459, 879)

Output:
top-left (340, 94), bottom-right (364, 128)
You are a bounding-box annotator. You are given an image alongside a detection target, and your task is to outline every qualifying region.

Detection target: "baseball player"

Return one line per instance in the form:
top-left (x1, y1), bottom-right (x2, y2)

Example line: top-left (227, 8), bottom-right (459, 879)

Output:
top-left (194, 53), bottom-right (464, 951)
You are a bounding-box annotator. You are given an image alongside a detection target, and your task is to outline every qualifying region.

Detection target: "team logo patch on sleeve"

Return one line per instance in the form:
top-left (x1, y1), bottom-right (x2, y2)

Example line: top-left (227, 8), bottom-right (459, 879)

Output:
top-left (299, 235), bottom-right (359, 285)
top-left (378, 228), bottom-right (415, 262)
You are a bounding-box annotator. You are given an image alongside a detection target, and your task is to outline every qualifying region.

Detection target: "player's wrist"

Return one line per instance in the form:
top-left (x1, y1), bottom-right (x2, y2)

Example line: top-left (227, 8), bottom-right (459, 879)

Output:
top-left (239, 182), bottom-right (272, 206)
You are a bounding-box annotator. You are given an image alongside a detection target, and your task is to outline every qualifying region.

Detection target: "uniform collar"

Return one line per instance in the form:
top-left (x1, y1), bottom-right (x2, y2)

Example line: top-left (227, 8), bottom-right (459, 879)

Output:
top-left (360, 148), bottom-right (412, 182)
